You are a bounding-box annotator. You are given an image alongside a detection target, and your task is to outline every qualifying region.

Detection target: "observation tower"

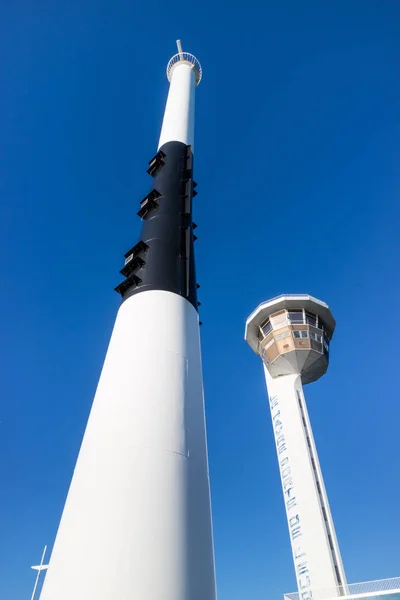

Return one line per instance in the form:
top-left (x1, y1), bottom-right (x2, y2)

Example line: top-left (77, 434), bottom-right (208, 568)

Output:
top-left (245, 294), bottom-right (347, 600)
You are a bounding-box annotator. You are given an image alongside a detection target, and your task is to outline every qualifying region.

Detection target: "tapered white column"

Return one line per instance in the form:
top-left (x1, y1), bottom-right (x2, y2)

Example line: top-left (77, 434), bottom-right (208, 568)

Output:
top-left (40, 292), bottom-right (216, 600)
top-left (265, 369), bottom-right (346, 600)
top-left (39, 42), bottom-right (216, 600)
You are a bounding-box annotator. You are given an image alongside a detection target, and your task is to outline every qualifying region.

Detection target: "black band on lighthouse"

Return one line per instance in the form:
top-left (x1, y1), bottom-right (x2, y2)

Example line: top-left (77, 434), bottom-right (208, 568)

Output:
top-left (115, 141), bottom-right (198, 311)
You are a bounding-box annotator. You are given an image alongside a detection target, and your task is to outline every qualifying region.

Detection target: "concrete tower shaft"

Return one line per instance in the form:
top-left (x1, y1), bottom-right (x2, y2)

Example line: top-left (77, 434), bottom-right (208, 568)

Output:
top-left (245, 295), bottom-right (347, 600)
top-left (39, 42), bottom-right (216, 600)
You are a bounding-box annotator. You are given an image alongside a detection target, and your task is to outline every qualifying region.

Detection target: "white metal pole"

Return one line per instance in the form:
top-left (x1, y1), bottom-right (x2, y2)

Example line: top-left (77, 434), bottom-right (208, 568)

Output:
top-left (176, 39), bottom-right (184, 59)
top-left (30, 546), bottom-right (47, 600)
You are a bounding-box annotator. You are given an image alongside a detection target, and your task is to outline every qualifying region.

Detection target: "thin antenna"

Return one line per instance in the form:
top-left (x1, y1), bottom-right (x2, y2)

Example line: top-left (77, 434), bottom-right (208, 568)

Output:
top-left (30, 545), bottom-right (49, 600)
top-left (176, 39), bottom-right (184, 59)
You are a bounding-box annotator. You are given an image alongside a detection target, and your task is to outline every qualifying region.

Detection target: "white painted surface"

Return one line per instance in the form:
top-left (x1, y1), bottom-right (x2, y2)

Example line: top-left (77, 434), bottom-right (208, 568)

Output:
top-left (158, 62), bottom-right (196, 151)
top-left (264, 370), bottom-right (347, 600)
top-left (40, 291), bottom-right (216, 600)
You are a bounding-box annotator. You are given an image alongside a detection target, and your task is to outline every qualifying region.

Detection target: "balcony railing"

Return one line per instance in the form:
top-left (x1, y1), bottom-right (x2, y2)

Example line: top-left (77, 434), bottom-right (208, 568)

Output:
top-left (284, 577), bottom-right (400, 600)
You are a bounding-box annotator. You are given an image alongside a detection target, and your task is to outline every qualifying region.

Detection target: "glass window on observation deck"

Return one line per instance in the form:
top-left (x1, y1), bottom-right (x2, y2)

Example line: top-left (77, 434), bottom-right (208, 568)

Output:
top-left (305, 312), bottom-right (317, 326)
top-left (311, 331), bottom-right (323, 343)
top-left (293, 330), bottom-right (308, 339)
top-left (261, 319), bottom-right (272, 337)
top-left (288, 310), bottom-right (304, 324)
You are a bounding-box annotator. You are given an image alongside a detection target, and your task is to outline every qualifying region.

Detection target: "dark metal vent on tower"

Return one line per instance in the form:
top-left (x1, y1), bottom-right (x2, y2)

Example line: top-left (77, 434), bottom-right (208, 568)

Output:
top-left (137, 189), bottom-right (162, 219)
top-left (114, 274), bottom-right (142, 296)
top-left (123, 240), bottom-right (149, 261)
top-left (120, 255), bottom-right (145, 278)
top-left (146, 150), bottom-right (166, 176)
top-left (115, 241), bottom-right (149, 294)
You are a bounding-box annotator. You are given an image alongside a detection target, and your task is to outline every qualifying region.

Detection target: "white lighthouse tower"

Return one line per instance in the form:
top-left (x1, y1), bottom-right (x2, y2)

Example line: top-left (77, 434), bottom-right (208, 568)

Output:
top-left (245, 294), bottom-right (347, 600)
top-left (39, 42), bottom-right (216, 600)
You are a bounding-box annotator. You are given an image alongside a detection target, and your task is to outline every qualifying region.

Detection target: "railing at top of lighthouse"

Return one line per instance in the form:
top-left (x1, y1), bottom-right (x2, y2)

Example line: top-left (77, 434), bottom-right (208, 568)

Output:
top-left (166, 40), bottom-right (202, 85)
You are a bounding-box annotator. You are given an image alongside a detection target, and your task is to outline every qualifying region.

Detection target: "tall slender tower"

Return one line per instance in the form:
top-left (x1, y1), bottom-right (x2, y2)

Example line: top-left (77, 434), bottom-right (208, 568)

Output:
top-left (245, 295), bottom-right (347, 600)
top-left (40, 42), bottom-right (216, 600)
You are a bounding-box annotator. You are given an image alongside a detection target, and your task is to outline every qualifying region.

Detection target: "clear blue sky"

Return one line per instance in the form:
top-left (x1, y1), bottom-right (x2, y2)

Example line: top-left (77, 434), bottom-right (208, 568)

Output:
top-left (1, 2), bottom-right (399, 599)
